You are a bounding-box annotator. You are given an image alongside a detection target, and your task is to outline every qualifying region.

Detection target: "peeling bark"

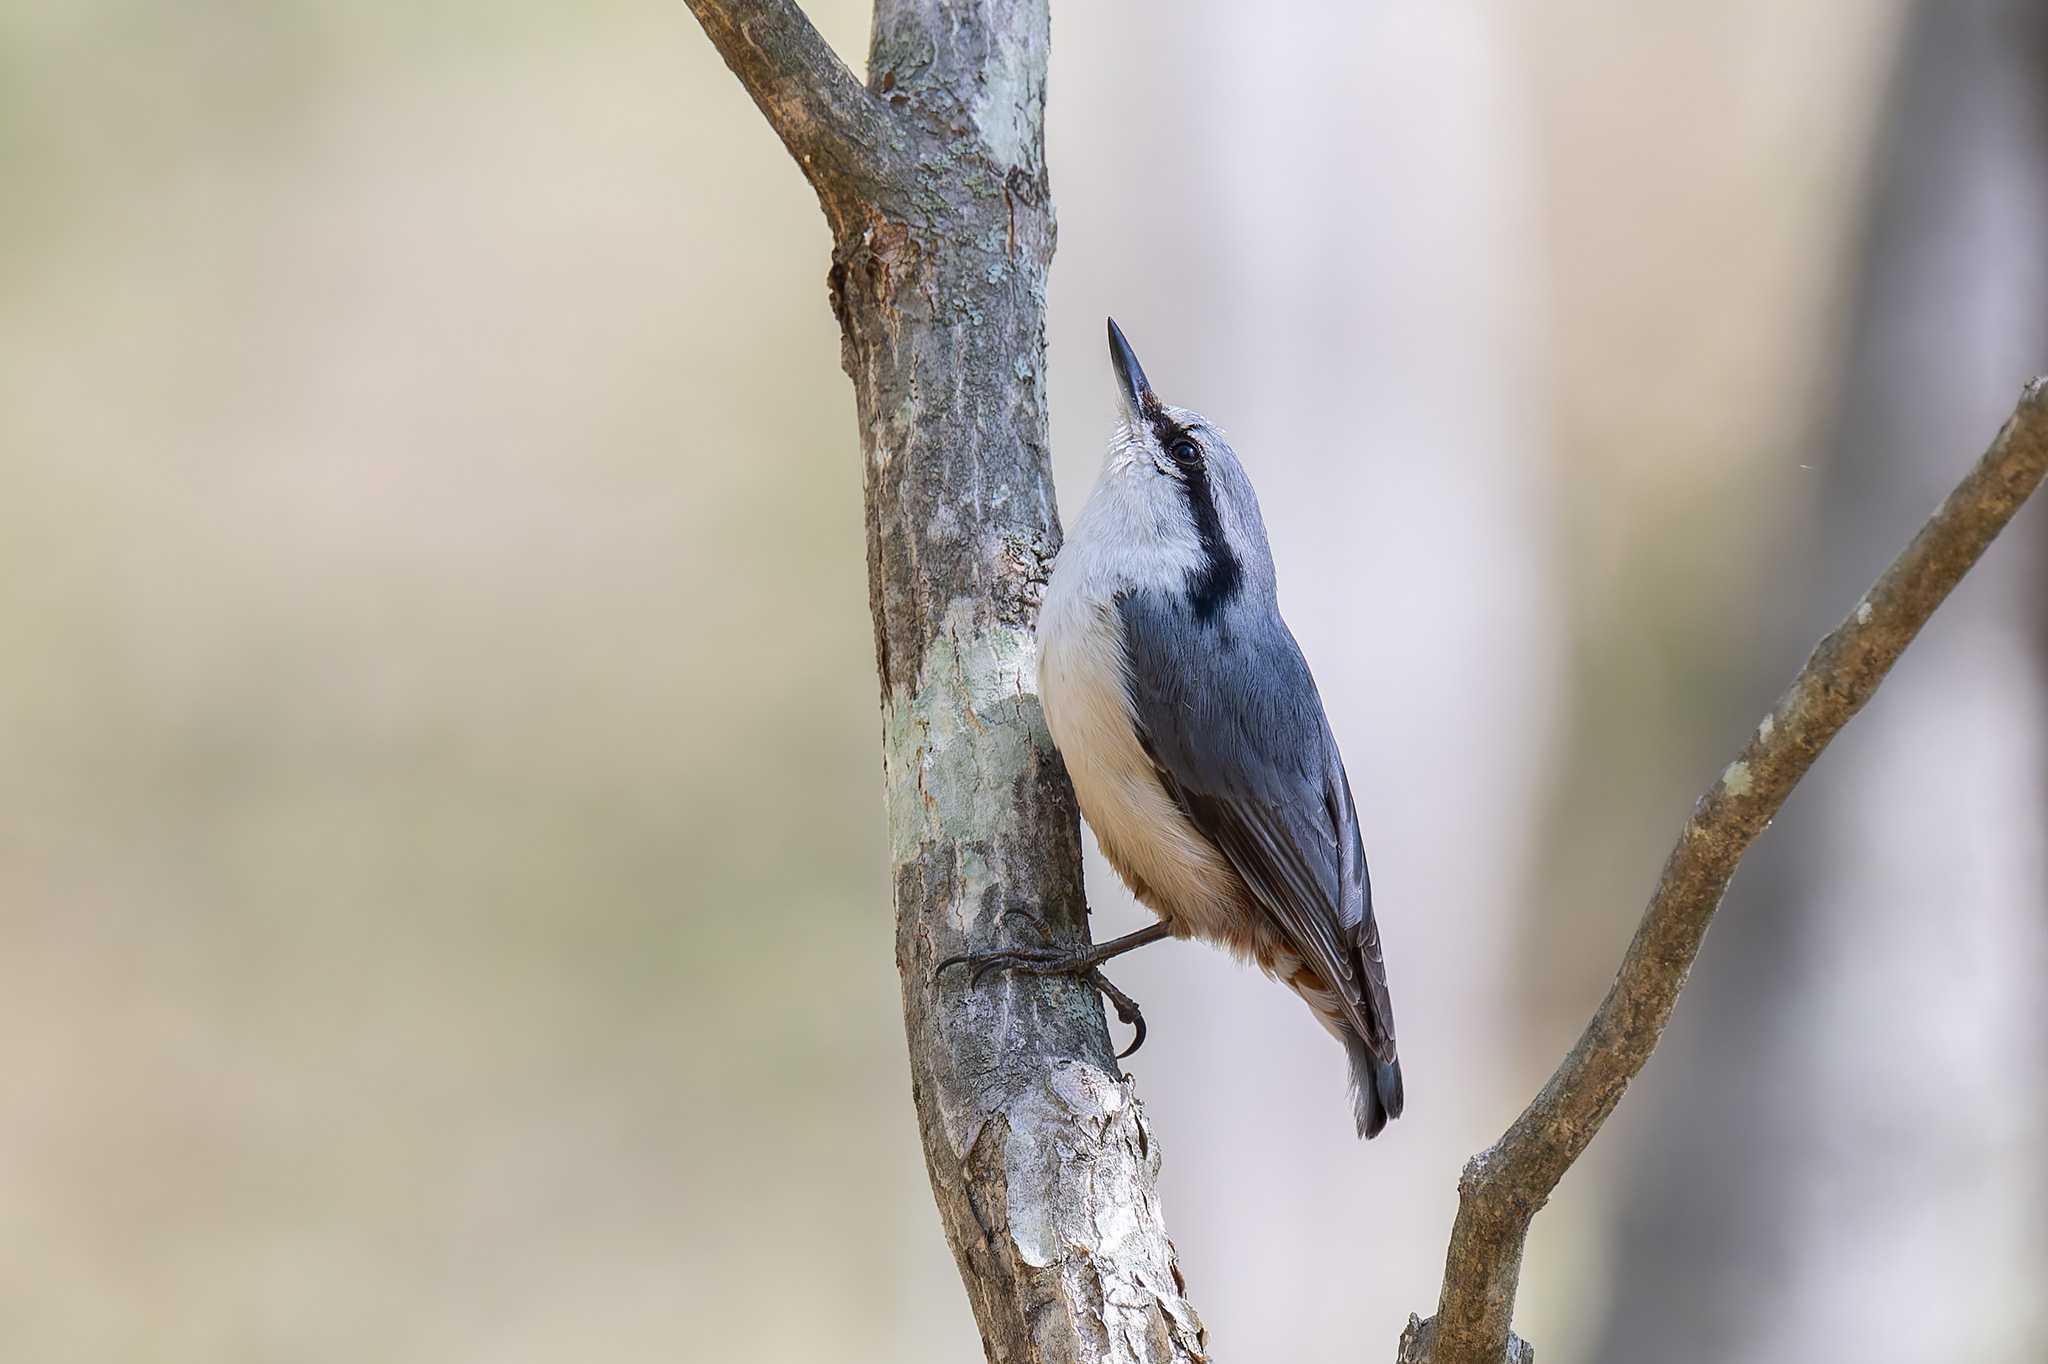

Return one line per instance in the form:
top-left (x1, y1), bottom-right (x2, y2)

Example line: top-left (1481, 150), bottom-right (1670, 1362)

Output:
top-left (683, 6), bottom-right (2045, 1362)
top-left (685, 4), bottom-right (1203, 1361)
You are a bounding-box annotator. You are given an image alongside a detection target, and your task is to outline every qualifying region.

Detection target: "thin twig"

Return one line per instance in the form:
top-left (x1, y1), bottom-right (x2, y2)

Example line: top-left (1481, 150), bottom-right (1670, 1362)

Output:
top-left (1417, 377), bottom-right (2048, 1364)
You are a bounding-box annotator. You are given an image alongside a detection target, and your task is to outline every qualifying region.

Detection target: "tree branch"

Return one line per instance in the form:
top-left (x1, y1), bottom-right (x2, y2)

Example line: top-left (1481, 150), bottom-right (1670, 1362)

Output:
top-left (683, 0), bottom-right (905, 204)
top-left (1413, 377), bottom-right (2048, 1364)
top-left (686, 8), bottom-right (2047, 1362)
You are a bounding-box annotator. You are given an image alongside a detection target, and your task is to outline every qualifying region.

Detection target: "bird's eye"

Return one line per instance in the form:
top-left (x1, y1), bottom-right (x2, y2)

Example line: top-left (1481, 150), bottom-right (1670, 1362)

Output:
top-left (1168, 436), bottom-right (1200, 463)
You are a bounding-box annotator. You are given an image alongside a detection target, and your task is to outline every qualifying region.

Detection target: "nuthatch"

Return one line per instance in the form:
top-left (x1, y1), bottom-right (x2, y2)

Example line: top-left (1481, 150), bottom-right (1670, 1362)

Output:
top-left (943, 319), bottom-right (1404, 1138)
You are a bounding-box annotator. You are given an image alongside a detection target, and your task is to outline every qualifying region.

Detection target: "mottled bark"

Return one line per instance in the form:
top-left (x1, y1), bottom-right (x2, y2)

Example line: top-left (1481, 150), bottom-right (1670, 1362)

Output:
top-left (684, 4), bottom-right (1204, 1362)
top-left (1407, 380), bottom-right (2048, 1364)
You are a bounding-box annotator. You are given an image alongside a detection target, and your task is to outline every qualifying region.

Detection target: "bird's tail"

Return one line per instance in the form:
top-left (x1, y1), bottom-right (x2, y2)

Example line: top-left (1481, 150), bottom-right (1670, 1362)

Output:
top-left (1346, 1032), bottom-right (1405, 1140)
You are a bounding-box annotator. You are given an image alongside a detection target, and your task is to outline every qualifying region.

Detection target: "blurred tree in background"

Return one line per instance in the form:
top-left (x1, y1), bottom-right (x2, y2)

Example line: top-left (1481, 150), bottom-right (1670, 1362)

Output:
top-left (1589, 5), bottom-right (2048, 1360)
top-left (0, 1), bottom-right (2040, 1360)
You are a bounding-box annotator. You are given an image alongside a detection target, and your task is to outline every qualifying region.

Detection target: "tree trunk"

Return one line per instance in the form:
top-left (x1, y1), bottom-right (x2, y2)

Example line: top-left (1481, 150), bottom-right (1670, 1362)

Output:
top-left (685, 7), bottom-right (2044, 1362)
top-left (684, 4), bottom-right (1205, 1360)
top-left (847, 18), bottom-right (1205, 1364)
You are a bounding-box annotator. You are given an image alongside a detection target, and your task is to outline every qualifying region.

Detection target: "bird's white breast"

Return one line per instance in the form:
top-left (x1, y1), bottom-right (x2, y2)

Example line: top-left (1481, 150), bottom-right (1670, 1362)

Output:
top-left (1036, 455), bottom-right (1246, 942)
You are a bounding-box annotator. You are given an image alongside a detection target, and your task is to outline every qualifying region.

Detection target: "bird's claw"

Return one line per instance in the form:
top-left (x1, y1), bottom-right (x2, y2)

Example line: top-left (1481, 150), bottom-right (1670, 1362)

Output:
top-left (1089, 969), bottom-right (1148, 1058)
top-left (935, 937), bottom-right (1149, 1060)
top-left (933, 944), bottom-right (1074, 988)
top-left (931, 905), bottom-right (1063, 983)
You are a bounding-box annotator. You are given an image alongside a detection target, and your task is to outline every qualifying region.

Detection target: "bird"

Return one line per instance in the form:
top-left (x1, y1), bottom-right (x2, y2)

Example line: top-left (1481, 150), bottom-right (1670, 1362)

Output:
top-left (941, 318), bottom-right (1404, 1139)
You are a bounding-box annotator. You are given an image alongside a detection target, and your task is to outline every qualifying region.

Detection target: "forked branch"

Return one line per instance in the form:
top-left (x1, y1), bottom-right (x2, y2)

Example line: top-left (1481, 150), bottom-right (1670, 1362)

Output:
top-left (682, 4), bottom-right (1197, 1362)
top-left (1414, 377), bottom-right (2048, 1364)
top-left (682, 0), bottom-right (905, 204)
top-left (681, 4), bottom-right (2047, 1359)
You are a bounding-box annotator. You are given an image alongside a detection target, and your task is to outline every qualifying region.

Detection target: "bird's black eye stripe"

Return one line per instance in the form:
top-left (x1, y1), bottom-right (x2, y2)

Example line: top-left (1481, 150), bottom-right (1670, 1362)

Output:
top-left (1147, 412), bottom-right (1202, 465)
top-left (1175, 449), bottom-right (1242, 620)
top-left (1155, 423), bottom-right (1200, 464)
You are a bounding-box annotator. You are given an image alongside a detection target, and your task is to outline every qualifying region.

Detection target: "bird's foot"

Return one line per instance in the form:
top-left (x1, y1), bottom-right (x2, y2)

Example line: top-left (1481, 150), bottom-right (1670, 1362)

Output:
top-left (1087, 968), bottom-right (1148, 1059)
top-left (935, 920), bottom-right (1151, 1059)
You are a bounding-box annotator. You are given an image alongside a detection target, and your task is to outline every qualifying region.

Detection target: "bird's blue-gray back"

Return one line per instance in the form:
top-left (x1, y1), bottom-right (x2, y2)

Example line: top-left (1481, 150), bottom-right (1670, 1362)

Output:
top-left (1116, 585), bottom-right (1396, 1060)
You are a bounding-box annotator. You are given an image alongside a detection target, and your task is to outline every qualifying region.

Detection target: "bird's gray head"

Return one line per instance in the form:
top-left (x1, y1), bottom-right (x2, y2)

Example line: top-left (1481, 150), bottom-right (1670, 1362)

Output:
top-left (1100, 318), bottom-right (1276, 620)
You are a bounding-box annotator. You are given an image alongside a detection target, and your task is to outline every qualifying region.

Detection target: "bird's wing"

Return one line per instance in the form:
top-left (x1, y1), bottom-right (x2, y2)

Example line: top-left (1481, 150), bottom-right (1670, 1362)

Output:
top-left (1116, 588), bottom-right (1396, 1061)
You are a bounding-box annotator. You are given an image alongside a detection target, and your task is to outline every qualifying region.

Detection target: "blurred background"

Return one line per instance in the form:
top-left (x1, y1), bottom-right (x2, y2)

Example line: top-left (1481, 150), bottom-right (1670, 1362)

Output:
top-left (2, 1), bottom-right (2043, 1360)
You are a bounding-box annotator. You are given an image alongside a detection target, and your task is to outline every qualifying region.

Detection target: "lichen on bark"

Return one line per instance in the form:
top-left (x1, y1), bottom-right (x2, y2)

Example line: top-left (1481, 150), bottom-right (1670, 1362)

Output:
top-left (685, 3), bottom-right (1205, 1360)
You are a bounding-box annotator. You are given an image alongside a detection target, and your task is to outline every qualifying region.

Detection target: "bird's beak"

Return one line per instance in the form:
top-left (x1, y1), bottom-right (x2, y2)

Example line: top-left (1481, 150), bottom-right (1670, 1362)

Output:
top-left (1107, 317), bottom-right (1159, 424)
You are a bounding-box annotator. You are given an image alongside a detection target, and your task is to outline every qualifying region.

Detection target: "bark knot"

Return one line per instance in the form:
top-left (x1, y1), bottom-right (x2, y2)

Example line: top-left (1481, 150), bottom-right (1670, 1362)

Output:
top-left (829, 215), bottom-right (924, 327)
top-left (996, 527), bottom-right (1057, 629)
